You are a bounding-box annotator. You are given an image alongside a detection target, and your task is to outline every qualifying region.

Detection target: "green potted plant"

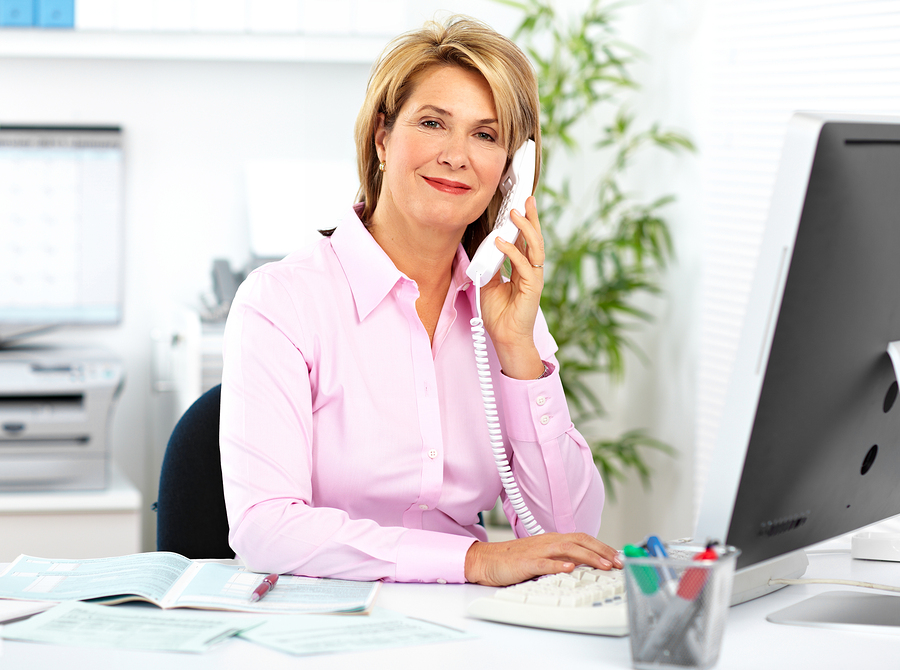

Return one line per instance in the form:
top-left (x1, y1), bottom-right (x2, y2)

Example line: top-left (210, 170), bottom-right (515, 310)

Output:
top-left (498, 0), bottom-right (694, 497)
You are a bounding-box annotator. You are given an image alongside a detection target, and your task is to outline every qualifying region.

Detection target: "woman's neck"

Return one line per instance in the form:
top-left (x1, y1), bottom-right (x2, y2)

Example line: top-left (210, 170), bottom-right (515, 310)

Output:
top-left (368, 207), bottom-right (462, 342)
top-left (368, 207), bottom-right (462, 292)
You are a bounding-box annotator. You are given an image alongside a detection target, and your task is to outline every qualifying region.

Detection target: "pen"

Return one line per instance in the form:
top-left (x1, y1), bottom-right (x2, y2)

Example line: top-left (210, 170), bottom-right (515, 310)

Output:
top-left (249, 573), bottom-right (279, 602)
top-left (645, 535), bottom-right (677, 589)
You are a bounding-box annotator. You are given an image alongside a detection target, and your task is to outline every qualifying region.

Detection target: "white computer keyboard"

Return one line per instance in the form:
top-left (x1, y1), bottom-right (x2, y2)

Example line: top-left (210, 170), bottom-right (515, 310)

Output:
top-left (465, 566), bottom-right (629, 636)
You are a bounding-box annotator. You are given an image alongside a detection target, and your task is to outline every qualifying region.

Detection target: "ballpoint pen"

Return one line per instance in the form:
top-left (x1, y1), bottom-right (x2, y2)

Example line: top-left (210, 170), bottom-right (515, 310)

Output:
top-left (249, 573), bottom-right (279, 602)
top-left (645, 535), bottom-right (677, 591)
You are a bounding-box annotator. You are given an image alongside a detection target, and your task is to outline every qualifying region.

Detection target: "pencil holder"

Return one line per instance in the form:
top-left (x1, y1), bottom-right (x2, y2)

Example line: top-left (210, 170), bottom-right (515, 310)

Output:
top-left (624, 542), bottom-right (740, 670)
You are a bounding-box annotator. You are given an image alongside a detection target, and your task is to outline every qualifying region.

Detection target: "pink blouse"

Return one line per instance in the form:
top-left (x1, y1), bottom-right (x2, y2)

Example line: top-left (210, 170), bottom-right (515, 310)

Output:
top-left (219, 206), bottom-right (605, 583)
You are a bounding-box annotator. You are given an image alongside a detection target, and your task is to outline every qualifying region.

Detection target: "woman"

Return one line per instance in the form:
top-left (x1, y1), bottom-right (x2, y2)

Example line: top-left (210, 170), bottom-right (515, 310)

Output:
top-left (219, 16), bottom-right (622, 586)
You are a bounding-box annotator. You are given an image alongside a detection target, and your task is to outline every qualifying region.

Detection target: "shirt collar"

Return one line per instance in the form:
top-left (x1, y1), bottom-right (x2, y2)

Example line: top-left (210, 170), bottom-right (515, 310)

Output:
top-left (330, 205), bottom-right (405, 321)
top-left (331, 204), bottom-right (478, 321)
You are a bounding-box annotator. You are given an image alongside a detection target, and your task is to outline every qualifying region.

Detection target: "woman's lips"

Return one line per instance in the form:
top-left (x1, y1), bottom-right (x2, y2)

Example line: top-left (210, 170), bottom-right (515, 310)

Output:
top-left (423, 176), bottom-right (471, 195)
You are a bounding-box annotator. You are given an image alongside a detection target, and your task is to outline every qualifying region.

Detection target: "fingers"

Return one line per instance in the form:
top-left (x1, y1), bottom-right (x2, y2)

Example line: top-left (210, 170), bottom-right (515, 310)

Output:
top-left (464, 533), bottom-right (623, 587)
top-left (545, 533), bottom-right (623, 571)
top-left (495, 196), bottom-right (544, 272)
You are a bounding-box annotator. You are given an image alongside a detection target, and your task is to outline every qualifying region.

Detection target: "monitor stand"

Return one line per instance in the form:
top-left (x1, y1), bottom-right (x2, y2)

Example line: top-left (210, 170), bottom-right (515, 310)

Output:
top-left (755, 533), bottom-right (900, 632)
top-left (730, 550), bottom-right (809, 605)
top-left (767, 591), bottom-right (900, 632)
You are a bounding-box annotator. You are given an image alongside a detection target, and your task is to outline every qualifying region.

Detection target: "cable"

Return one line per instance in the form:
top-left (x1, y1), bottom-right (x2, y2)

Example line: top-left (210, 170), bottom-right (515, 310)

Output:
top-left (769, 578), bottom-right (900, 593)
top-left (470, 274), bottom-right (543, 537)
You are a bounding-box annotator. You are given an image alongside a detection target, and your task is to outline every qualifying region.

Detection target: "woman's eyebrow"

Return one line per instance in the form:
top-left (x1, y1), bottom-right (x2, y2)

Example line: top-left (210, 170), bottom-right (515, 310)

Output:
top-left (417, 104), bottom-right (498, 126)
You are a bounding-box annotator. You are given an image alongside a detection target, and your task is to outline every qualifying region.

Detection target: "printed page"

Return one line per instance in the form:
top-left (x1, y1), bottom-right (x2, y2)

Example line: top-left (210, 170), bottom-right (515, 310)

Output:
top-left (0, 553), bottom-right (192, 604)
top-left (167, 562), bottom-right (381, 614)
top-left (240, 607), bottom-right (474, 656)
top-left (0, 601), bottom-right (259, 653)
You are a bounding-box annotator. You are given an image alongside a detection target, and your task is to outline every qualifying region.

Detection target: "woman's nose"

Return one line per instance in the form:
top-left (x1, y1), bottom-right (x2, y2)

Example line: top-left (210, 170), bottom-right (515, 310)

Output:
top-left (439, 133), bottom-right (468, 170)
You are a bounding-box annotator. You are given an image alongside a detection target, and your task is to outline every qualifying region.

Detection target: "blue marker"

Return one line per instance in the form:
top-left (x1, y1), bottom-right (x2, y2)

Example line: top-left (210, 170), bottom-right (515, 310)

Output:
top-left (645, 535), bottom-right (677, 586)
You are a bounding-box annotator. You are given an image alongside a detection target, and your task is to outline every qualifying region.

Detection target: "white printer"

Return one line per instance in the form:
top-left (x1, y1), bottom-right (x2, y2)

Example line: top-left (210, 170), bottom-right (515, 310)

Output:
top-left (0, 346), bottom-right (124, 491)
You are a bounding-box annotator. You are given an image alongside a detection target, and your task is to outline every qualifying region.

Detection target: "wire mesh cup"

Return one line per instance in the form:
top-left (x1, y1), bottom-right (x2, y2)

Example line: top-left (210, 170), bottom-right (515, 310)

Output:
top-left (624, 543), bottom-right (740, 670)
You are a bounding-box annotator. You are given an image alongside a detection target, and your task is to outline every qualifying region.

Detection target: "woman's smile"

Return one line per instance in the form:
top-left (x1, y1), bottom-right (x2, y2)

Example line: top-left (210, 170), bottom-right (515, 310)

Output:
top-left (422, 176), bottom-right (472, 195)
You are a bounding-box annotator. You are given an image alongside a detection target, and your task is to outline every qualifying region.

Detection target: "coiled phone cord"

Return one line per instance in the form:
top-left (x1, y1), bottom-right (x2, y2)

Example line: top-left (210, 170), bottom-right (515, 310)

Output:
top-left (470, 274), bottom-right (544, 537)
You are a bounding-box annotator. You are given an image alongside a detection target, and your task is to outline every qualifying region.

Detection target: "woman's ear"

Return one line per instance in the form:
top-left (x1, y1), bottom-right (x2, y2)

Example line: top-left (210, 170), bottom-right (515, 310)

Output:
top-left (374, 113), bottom-right (388, 163)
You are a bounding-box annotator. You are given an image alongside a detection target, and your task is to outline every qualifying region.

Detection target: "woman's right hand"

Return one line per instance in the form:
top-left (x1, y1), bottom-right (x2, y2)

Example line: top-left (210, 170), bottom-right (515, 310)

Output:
top-left (464, 532), bottom-right (624, 587)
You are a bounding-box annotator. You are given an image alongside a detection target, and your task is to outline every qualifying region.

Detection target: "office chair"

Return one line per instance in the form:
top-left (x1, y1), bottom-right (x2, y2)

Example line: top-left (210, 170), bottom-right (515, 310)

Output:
top-left (155, 383), bottom-right (235, 559)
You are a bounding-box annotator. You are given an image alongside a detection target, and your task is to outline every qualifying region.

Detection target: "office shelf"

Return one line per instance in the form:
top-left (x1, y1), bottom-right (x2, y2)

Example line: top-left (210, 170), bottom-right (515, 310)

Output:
top-left (0, 29), bottom-right (386, 63)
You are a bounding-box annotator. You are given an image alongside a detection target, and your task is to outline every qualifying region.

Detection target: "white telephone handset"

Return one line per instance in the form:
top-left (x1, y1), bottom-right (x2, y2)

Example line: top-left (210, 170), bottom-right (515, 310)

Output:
top-left (467, 139), bottom-right (544, 537)
top-left (466, 139), bottom-right (537, 288)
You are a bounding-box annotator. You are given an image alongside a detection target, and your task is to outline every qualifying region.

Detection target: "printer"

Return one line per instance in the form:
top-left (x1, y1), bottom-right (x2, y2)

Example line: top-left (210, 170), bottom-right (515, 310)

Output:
top-left (0, 346), bottom-right (124, 491)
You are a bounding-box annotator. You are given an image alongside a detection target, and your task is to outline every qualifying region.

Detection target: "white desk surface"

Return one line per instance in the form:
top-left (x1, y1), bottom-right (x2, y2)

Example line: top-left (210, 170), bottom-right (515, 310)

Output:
top-left (1, 538), bottom-right (898, 669)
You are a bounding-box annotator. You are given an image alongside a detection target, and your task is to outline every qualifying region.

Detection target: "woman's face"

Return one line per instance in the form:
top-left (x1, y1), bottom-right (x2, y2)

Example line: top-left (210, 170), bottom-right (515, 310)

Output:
top-left (374, 66), bottom-right (508, 240)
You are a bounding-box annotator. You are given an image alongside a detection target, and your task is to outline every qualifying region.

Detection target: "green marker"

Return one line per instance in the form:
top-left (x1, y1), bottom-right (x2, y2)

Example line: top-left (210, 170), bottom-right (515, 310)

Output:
top-left (623, 544), bottom-right (658, 595)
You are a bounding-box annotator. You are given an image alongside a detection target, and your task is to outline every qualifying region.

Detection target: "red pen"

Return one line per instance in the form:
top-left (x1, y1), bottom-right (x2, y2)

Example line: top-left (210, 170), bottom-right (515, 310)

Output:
top-left (249, 573), bottom-right (279, 602)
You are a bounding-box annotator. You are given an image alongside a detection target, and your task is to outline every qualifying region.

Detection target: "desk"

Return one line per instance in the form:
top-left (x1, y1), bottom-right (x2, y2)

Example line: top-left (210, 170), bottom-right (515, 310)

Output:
top-left (1, 538), bottom-right (898, 669)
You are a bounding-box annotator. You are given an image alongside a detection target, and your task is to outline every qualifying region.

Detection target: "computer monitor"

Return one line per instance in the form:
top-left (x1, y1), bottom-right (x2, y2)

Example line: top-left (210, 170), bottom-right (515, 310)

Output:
top-left (695, 112), bottom-right (900, 605)
top-left (0, 125), bottom-right (124, 345)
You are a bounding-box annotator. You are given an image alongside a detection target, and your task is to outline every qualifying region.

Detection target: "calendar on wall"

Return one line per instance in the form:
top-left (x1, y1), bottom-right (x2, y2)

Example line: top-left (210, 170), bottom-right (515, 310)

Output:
top-left (0, 125), bottom-right (123, 341)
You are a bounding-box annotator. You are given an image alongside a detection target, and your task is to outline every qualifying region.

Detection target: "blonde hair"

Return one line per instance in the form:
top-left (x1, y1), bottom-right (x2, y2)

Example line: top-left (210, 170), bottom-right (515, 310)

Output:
top-left (353, 16), bottom-right (541, 257)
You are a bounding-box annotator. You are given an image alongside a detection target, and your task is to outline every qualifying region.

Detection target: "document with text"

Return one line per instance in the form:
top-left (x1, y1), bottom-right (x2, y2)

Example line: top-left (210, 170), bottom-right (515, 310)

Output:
top-left (239, 608), bottom-right (475, 656)
top-left (0, 553), bottom-right (379, 614)
top-left (1, 601), bottom-right (259, 653)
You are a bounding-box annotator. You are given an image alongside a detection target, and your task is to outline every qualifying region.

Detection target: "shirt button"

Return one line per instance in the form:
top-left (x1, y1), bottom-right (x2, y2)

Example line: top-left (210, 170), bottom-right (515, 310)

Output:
top-left (419, 504), bottom-right (429, 510)
top-left (536, 396), bottom-right (547, 406)
top-left (437, 579), bottom-right (447, 584)
top-left (428, 449), bottom-right (438, 459)
top-left (540, 415), bottom-right (550, 425)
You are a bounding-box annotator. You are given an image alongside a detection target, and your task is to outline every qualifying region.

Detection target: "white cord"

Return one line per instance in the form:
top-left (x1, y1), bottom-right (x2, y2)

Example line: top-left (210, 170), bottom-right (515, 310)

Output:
top-left (471, 274), bottom-right (544, 536)
top-left (769, 578), bottom-right (900, 593)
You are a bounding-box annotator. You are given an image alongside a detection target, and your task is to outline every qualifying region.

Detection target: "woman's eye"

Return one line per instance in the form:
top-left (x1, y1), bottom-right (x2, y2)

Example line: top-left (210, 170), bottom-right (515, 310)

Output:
top-left (476, 132), bottom-right (496, 142)
top-left (422, 120), bottom-right (441, 129)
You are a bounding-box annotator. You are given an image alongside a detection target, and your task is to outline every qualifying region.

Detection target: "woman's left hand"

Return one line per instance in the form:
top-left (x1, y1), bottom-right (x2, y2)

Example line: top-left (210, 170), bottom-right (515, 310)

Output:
top-left (478, 195), bottom-right (546, 380)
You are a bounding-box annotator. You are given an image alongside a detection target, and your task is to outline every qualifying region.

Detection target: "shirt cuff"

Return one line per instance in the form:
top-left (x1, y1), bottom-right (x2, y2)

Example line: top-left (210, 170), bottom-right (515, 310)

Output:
top-left (394, 529), bottom-right (478, 583)
top-left (498, 363), bottom-right (572, 443)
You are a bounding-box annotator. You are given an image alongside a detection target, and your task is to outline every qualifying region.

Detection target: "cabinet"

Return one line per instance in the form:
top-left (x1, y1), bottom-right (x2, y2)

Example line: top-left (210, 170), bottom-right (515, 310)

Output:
top-left (0, 465), bottom-right (141, 561)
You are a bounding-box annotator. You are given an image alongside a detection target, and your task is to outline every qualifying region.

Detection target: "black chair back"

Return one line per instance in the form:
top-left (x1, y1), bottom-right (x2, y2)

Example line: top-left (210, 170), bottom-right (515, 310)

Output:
top-left (156, 384), bottom-right (234, 559)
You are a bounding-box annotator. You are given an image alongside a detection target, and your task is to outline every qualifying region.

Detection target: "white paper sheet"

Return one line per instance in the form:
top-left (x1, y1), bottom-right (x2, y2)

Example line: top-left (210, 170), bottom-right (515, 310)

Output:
top-left (1, 601), bottom-right (259, 653)
top-left (0, 600), bottom-right (54, 624)
top-left (239, 607), bottom-right (474, 656)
